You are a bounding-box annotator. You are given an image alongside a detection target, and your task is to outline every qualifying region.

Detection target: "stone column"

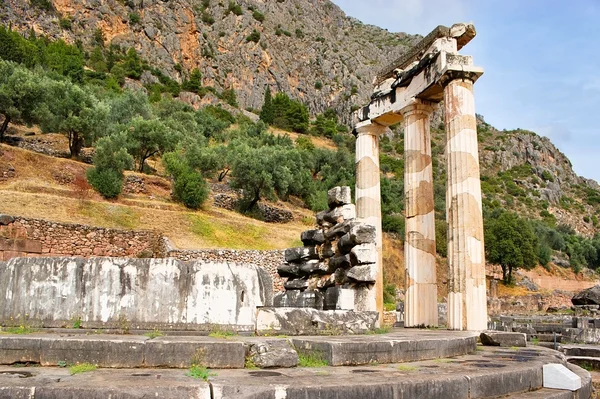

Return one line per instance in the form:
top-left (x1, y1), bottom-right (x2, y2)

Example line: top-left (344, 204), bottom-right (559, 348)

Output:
top-left (443, 77), bottom-right (488, 331)
top-left (354, 120), bottom-right (387, 320)
top-left (402, 100), bottom-right (438, 327)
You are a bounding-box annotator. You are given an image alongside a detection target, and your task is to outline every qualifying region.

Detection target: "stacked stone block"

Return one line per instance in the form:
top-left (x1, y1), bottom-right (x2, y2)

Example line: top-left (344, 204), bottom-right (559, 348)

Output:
top-left (274, 186), bottom-right (377, 311)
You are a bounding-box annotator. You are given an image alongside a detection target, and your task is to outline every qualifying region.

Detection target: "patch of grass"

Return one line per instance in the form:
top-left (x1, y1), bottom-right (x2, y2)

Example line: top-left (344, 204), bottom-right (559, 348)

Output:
top-left (301, 216), bottom-right (314, 226)
top-left (72, 317), bottom-right (82, 329)
top-left (189, 214), bottom-right (271, 249)
top-left (208, 326), bottom-right (236, 339)
top-left (530, 337), bottom-right (540, 345)
top-left (397, 364), bottom-right (418, 372)
top-left (78, 202), bottom-right (140, 229)
top-left (144, 329), bottom-right (164, 339)
top-left (298, 352), bottom-right (328, 368)
top-left (366, 327), bottom-right (391, 335)
top-left (434, 358), bottom-right (454, 363)
top-left (579, 361), bottom-right (595, 371)
top-left (69, 363), bottom-right (97, 375)
top-left (0, 326), bottom-right (37, 334)
top-left (187, 365), bottom-right (216, 381)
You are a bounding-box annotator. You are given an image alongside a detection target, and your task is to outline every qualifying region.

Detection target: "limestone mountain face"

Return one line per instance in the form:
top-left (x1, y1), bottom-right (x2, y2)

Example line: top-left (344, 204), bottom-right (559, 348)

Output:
top-left (475, 119), bottom-right (600, 236)
top-left (0, 0), bottom-right (418, 123)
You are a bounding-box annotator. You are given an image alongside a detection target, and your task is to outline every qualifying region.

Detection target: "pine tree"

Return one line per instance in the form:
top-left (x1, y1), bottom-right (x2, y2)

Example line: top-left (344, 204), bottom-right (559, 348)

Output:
top-left (259, 87), bottom-right (274, 125)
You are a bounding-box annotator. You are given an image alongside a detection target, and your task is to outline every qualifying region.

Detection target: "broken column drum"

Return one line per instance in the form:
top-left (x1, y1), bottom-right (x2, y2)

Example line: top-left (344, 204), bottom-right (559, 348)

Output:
top-left (353, 23), bottom-right (487, 330)
top-left (275, 186), bottom-right (380, 314)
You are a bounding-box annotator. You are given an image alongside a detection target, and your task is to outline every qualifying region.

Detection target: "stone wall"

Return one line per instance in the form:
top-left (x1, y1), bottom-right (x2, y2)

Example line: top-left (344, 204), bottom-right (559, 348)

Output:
top-left (168, 248), bottom-right (285, 292)
top-left (0, 215), bottom-right (164, 261)
top-left (0, 214), bottom-right (287, 293)
top-left (0, 257), bottom-right (273, 331)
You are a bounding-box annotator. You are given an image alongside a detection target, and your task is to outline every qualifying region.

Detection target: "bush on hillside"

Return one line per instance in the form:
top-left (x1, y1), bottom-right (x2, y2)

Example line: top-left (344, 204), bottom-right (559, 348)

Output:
top-left (86, 167), bottom-right (124, 199)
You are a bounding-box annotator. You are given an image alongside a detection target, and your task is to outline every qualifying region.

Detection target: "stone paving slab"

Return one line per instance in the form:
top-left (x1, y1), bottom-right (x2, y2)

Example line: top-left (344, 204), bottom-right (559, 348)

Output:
top-left (0, 329), bottom-right (479, 369)
top-left (0, 368), bottom-right (210, 399)
top-left (291, 330), bottom-right (477, 366)
top-left (0, 347), bottom-right (591, 399)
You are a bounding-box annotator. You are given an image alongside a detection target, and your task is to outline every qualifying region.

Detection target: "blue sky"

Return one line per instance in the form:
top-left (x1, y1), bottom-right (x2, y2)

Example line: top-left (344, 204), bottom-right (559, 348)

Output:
top-left (332, 0), bottom-right (600, 182)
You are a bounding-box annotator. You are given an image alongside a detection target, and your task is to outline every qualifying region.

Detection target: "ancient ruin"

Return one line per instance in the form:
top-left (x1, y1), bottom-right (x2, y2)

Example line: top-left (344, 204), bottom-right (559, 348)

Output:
top-left (274, 186), bottom-right (381, 313)
top-left (354, 23), bottom-right (487, 330)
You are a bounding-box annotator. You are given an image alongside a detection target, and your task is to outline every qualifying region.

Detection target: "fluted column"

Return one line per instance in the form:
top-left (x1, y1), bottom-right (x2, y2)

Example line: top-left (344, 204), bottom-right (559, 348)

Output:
top-left (402, 100), bottom-right (438, 327)
top-left (354, 120), bottom-right (386, 320)
top-left (444, 77), bottom-right (487, 331)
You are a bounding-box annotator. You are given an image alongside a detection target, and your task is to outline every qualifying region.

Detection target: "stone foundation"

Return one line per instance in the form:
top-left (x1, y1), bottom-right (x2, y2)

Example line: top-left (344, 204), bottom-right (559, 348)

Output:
top-left (0, 257), bottom-right (273, 331)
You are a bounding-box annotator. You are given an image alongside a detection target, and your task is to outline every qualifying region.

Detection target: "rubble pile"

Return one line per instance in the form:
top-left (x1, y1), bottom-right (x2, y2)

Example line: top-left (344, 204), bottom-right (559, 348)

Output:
top-left (275, 186), bottom-right (377, 311)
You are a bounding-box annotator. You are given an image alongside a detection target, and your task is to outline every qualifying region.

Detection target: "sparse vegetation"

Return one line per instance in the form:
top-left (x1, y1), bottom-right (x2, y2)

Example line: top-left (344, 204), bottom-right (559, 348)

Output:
top-left (187, 365), bottom-right (216, 381)
top-left (69, 363), bottom-right (97, 375)
top-left (298, 351), bottom-right (328, 367)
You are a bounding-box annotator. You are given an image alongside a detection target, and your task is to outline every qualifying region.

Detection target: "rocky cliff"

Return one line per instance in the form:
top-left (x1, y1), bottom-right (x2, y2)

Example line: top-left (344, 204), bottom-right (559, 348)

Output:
top-left (0, 0), bottom-right (418, 122)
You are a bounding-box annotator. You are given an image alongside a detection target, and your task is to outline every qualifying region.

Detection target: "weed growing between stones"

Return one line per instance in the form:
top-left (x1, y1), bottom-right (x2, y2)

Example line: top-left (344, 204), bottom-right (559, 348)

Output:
top-left (208, 326), bottom-right (236, 339)
top-left (118, 314), bottom-right (130, 334)
top-left (0, 326), bottom-right (37, 334)
top-left (298, 351), bottom-right (328, 367)
top-left (531, 337), bottom-right (540, 345)
top-left (69, 363), bottom-right (97, 375)
top-left (397, 364), bottom-right (418, 372)
top-left (144, 329), bottom-right (164, 339)
top-left (187, 365), bottom-right (216, 381)
top-left (366, 327), bottom-right (391, 335)
top-left (244, 357), bottom-right (259, 369)
top-left (579, 361), bottom-right (595, 371)
top-left (71, 316), bottom-right (82, 329)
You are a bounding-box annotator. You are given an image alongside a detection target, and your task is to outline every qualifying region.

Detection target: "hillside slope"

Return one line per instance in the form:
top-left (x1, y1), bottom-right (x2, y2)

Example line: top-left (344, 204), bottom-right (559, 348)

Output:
top-left (0, 0), bottom-right (418, 122)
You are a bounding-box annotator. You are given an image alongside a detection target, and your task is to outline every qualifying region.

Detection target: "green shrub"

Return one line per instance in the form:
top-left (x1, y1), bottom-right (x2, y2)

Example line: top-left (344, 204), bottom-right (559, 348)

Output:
top-left (201, 11), bottom-right (215, 24)
top-left (226, 1), bottom-right (243, 15)
top-left (129, 12), bottom-right (141, 24)
top-left (541, 170), bottom-right (554, 182)
top-left (30, 0), bottom-right (53, 11)
top-left (252, 10), bottom-right (265, 22)
top-left (173, 170), bottom-right (209, 209)
top-left (246, 29), bottom-right (261, 43)
top-left (59, 17), bottom-right (72, 30)
top-left (86, 168), bottom-right (124, 199)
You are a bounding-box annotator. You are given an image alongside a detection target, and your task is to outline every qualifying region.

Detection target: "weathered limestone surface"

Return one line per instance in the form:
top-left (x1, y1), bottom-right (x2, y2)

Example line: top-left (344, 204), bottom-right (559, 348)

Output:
top-left (444, 78), bottom-right (487, 331)
top-left (480, 331), bottom-right (527, 347)
top-left (572, 285), bottom-right (600, 305)
top-left (256, 308), bottom-right (378, 335)
top-left (354, 121), bottom-right (388, 317)
top-left (246, 340), bottom-right (299, 368)
top-left (402, 100), bottom-right (438, 327)
top-left (0, 257), bottom-right (272, 330)
top-left (353, 23), bottom-right (487, 331)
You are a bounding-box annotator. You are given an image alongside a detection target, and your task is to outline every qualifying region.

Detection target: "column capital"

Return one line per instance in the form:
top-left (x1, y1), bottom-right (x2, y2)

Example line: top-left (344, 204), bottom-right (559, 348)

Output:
top-left (353, 120), bottom-right (389, 138)
top-left (438, 69), bottom-right (482, 88)
top-left (400, 99), bottom-right (435, 118)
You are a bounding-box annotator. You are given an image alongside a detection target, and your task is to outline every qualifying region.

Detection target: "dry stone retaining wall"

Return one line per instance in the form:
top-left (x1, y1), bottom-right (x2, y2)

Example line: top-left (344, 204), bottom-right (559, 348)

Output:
top-left (0, 216), bottom-right (164, 261)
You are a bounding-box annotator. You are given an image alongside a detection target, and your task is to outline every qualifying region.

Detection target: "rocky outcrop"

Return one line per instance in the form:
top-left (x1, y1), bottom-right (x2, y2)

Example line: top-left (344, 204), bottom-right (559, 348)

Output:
top-left (572, 286), bottom-right (600, 306)
top-left (0, 0), bottom-right (419, 123)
